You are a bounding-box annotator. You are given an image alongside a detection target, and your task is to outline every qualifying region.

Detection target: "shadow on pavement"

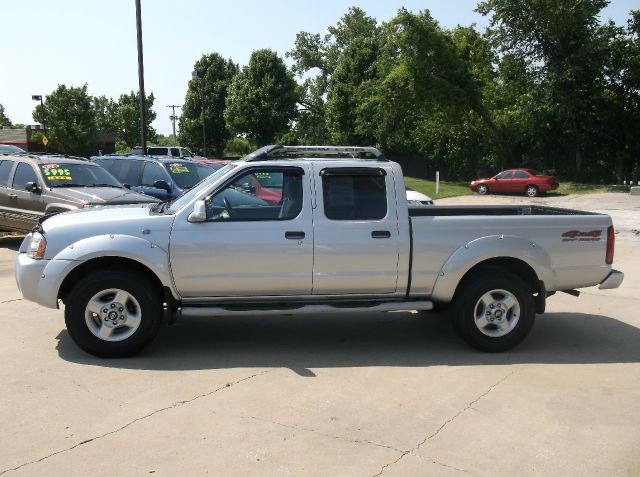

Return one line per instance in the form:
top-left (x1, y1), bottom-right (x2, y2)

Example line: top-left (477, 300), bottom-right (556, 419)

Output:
top-left (0, 236), bottom-right (23, 252)
top-left (55, 311), bottom-right (640, 373)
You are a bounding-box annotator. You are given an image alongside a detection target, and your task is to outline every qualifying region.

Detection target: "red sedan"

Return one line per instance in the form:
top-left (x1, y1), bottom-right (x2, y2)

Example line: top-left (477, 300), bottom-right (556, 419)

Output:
top-left (469, 169), bottom-right (559, 197)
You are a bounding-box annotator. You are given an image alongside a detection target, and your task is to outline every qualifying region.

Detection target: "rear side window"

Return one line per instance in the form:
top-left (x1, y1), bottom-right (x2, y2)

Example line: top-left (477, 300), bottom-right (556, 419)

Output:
top-left (12, 162), bottom-right (38, 190)
top-left (514, 171), bottom-right (530, 179)
top-left (170, 148), bottom-right (180, 157)
top-left (322, 172), bottom-right (387, 220)
top-left (0, 160), bottom-right (14, 186)
top-left (147, 147), bottom-right (168, 156)
top-left (108, 160), bottom-right (144, 185)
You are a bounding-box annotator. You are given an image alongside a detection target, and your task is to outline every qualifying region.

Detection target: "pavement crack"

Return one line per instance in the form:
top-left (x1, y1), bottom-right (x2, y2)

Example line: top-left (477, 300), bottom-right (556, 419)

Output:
top-left (370, 369), bottom-right (515, 477)
top-left (0, 369), bottom-right (273, 476)
top-left (239, 414), bottom-right (405, 454)
top-left (0, 298), bottom-right (22, 304)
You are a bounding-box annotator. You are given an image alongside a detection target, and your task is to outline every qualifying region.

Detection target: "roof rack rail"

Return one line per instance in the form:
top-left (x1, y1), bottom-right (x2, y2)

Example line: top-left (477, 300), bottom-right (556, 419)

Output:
top-left (243, 145), bottom-right (386, 162)
top-left (28, 152), bottom-right (89, 161)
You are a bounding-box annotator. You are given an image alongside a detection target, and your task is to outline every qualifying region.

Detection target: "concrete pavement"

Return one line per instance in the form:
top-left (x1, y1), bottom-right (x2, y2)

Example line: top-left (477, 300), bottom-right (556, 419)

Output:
top-left (1, 193), bottom-right (639, 476)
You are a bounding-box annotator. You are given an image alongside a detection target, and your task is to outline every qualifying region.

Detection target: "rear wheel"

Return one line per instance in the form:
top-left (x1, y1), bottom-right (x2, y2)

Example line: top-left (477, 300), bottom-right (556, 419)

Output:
top-left (451, 271), bottom-right (535, 352)
top-left (64, 269), bottom-right (163, 358)
top-left (477, 184), bottom-right (489, 195)
top-left (525, 185), bottom-right (539, 197)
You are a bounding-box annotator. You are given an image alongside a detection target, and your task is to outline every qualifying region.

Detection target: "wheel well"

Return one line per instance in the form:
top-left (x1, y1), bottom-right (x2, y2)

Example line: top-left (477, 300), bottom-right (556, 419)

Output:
top-left (453, 257), bottom-right (542, 299)
top-left (58, 256), bottom-right (165, 304)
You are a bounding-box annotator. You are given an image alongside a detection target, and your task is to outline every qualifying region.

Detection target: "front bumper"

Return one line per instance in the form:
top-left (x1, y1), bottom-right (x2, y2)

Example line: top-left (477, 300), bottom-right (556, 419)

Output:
top-left (598, 270), bottom-right (624, 289)
top-left (15, 252), bottom-right (49, 304)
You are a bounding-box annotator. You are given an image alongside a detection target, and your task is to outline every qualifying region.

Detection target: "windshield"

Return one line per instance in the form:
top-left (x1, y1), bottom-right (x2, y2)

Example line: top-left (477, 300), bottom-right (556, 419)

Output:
top-left (164, 162), bottom-right (215, 189)
top-left (167, 163), bottom-right (238, 213)
top-left (0, 144), bottom-right (25, 154)
top-left (39, 163), bottom-right (122, 188)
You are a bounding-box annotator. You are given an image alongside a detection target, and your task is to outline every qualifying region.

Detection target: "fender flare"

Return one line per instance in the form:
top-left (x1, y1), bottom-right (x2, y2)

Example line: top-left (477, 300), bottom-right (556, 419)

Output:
top-left (37, 234), bottom-right (177, 308)
top-left (430, 235), bottom-right (554, 303)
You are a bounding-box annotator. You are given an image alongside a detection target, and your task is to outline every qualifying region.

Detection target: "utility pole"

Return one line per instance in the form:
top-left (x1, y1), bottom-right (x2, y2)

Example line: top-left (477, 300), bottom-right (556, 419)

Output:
top-left (166, 105), bottom-right (181, 142)
top-left (135, 0), bottom-right (147, 155)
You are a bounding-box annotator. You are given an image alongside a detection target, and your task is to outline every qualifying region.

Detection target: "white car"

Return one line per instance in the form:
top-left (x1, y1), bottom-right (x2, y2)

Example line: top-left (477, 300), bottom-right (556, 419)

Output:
top-left (406, 187), bottom-right (434, 206)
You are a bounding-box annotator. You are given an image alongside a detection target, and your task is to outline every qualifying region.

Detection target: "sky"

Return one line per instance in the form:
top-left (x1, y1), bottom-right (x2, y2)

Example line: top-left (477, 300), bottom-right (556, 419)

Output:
top-left (1, 0), bottom-right (636, 136)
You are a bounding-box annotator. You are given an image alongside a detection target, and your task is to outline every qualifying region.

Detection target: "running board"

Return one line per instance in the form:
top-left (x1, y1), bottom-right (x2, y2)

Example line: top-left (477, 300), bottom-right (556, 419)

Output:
top-left (178, 301), bottom-right (433, 318)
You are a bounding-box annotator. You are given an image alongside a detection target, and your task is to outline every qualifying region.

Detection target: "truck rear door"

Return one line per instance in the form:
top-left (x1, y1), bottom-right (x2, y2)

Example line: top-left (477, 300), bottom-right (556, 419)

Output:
top-left (311, 165), bottom-right (401, 295)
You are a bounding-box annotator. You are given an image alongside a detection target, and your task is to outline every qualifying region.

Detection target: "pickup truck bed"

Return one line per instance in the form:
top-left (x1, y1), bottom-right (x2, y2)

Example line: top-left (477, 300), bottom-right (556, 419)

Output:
top-left (15, 145), bottom-right (623, 357)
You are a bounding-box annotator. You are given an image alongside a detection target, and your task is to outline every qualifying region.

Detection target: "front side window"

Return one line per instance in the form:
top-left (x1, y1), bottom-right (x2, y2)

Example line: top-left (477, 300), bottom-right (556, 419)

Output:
top-left (141, 162), bottom-right (168, 186)
top-left (206, 168), bottom-right (303, 221)
top-left (322, 173), bottom-right (387, 220)
top-left (12, 163), bottom-right (38, 190)
top-left (0, 160), bottom-right (14, 186)
top-left (170, 148), bottom-right (180, 157)
top-left (495, 171), bottom-right (513, 179)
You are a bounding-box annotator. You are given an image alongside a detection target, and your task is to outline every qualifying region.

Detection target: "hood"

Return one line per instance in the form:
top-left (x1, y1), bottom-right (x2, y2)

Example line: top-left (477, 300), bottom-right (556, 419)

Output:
top-left (50, 187), bottom-right (159, 205)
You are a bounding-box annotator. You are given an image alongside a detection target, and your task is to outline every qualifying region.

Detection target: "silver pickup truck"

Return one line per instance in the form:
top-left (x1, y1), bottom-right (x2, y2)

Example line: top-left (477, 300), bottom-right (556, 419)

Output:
top-left (15, 146), bottom-right (624, 357)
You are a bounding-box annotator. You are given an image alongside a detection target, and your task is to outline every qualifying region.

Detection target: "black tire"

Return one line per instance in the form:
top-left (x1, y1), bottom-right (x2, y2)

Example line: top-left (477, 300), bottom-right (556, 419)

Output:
top-left (450, 271), bottom-right (535, 352)
top-left (525, 185), bottom-right (539, 197)
top-left (477, 184), bottom-right (489, 195)
top-left (64, 269), bottom-right (163, 358)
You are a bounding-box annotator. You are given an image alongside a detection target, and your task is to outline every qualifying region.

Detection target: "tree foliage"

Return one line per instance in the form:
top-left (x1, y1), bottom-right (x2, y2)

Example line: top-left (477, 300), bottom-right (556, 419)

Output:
top-left (32, 84), bottom-right (98, 157)
top-left (225, 49), bottom-right (298, 146)
top-left (0, 104), bottom-right (11, 127)
top-left (179, 53), bottom-right (239, 157)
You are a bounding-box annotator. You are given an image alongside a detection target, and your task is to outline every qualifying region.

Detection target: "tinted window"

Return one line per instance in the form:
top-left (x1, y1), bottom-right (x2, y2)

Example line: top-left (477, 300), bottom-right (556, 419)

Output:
top-left (39, 163), bottom-right (122, 188)
top-left (12, 163), bottom-right (38, 190)
top-left (170, 148), bottom-right (180, 157)
top-left (514, 171), bottom-right (530, 179)
top-left (165, 162), bottom-right (214, 189)
top-left (323, 174), bottom-right (387, 220)
top-left (0, 144), bottom-right (25, 154)
top-left (0, 160), bottom-right (14, 186)
top-left (147, 147), bottom-right (169, 156)
top-left (106, 160), bottom-right (144, 185)
top-left (495, 171), bottom-right (513, 179)
top-left (206, 169), bottom-right (303, 221)
top-left (141, 162), bottom-right (168, 186)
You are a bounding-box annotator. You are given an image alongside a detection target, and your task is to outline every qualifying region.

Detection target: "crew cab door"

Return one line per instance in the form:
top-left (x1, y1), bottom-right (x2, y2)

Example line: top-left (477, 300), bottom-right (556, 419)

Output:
top-left (311, 166), bottom-right (400, 295)
top-left (170, 165), bottom-right (313, 297)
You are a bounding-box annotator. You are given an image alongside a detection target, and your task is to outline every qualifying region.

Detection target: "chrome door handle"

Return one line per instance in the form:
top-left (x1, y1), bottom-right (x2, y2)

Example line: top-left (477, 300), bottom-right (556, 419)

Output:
top-left (371, 230), bottom-right (391, 239)
top-left (285, 231), bottom-right (305, 240)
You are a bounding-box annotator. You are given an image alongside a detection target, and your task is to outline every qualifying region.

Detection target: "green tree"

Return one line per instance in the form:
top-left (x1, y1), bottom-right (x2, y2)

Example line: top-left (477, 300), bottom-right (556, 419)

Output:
top-left (32, 84), bottom-right (97, 156)
top-left (477, 0), bottom-right (613, 178)
top-left (112, 91), bottom-right (157, 149)
top-left (179, 53), bottom-right (238, 157)
top-left (92, 95), bottom-right (118, 132)
top-left (0, 103), bottom-right (11, 127)
top-left (225, 49), bottom-right (298, 146)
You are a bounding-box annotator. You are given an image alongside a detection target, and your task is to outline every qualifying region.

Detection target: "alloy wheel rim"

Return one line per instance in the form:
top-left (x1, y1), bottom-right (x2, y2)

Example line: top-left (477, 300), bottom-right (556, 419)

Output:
top-left (473, 289), bottom-right (520, 337)
top-left (84, 288), bottom-right (142, 342)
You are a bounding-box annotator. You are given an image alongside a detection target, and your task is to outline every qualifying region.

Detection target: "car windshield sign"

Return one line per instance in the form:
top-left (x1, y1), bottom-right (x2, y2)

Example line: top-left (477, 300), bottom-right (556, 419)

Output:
top-left (39, 163), bottom-right (122, 188)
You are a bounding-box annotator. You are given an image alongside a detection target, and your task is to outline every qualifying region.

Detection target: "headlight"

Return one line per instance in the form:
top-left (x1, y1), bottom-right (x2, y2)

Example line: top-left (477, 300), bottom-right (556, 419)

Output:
top-left (28, 232), bottom-right (47, 259)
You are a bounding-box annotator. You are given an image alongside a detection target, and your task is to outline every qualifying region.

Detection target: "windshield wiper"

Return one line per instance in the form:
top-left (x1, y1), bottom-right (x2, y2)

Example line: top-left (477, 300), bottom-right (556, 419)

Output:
top-left (84, 183), bottom-right (123, 188)
top-left (152, 198), bottom-right (173, 213)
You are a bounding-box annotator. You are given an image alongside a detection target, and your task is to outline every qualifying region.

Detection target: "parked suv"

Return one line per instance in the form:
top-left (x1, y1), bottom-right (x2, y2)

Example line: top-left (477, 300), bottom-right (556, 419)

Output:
top-left (0, 153), bottom-right (158, 233)
top-left (91, 155), bottom-right (216, 200)
top-left (130, 146), bottom-right (197, 158)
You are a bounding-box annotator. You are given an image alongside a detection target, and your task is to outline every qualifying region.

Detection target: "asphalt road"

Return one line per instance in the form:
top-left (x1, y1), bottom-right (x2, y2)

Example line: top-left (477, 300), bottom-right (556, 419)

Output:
top-left (1, 193), bottom-right (639, 476)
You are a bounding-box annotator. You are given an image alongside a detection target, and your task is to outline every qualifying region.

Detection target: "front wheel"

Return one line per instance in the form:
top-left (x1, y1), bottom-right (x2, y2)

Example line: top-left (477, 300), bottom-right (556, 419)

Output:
top-left (477, 184), bottom-right (489, 195)
top-left (64, 269), bottom-right (163, 358)
top-left (525, 185), bottom-right (539, 197)
top-left (450, 271), bottom-right (535, 352)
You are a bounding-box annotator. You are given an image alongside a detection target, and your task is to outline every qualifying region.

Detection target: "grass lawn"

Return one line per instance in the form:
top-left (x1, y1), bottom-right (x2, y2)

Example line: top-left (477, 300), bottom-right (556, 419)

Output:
top-left (404, 177), bottom-right (473, 199)
top-left (405, 177), bottom-right (631, 199)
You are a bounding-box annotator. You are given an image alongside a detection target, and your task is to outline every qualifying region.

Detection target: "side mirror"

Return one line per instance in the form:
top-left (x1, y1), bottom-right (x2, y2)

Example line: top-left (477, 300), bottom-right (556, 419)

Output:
top-left (123, 183), bottom-right (131, 189)
top-left (25, 182), bottom-right (40, 193)
top-left (153, 180), bottom-right (171, 192)
top-left (188, 200), bottom-right (206, 222)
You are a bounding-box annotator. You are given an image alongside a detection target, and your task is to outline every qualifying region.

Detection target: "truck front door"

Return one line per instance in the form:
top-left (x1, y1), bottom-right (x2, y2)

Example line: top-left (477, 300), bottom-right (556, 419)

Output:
top-left (170, 165), bottom-right (313, 297)
top-left (311, 166), bottom-right (400, 295)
